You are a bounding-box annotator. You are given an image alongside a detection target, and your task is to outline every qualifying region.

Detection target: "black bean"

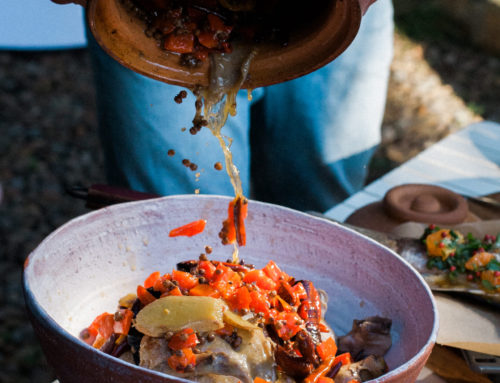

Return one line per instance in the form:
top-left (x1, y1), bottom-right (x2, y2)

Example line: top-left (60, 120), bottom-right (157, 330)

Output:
top-left (207, 332), bottom-right (216, 342)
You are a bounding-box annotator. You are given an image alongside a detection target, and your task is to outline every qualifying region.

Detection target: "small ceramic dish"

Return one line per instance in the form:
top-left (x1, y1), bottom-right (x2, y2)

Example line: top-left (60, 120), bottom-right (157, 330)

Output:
top-left (86, 0), bottom-right (361, 88)
top-left (24, 195), bottom-right (437, 382)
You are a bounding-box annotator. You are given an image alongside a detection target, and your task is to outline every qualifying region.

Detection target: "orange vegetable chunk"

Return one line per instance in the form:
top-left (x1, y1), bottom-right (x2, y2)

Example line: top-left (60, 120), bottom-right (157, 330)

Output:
top-left (169, 219), bottom-right (206, 237)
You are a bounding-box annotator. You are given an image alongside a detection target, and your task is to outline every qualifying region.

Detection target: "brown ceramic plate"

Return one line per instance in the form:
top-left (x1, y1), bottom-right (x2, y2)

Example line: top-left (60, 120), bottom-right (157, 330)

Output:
top-left (24, 195), bottom-right (437, 382)
top-left (86, 0), bottom-right (361, 88)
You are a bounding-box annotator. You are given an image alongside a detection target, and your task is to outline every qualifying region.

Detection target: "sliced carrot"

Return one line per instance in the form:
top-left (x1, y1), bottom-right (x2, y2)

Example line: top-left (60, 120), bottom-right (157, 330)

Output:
top-left (161, 286), bottom-right (183, 297)
top-left (137, 285), bottom-right (156, 306)
top-left (292, 282), bottom-right (308, 301)
top-left (153, 274), bottom-right (172, 294)
top-left (198, 260), bottom-right (217, 279)
top-left (231, 285), bottom-right (252, 311)
top-left (243, 269), bottom-right (276, 291)
top-left (172, 269), bottom-right (199, 290)
top-left (317, 377), bottom-right (334, 383)
top-left (249, 290), bottom-right (271, 318)
top-left (198, 31), bottom-right (219, 49)
top-left (168, 328), bottom-right (198, 350)
top-left (189, 283), bottom-right (220, 298)
top-left (332, 352), bottom-right (353, 367)
top-left (304, 353), bottom-right (352, 383)
top-left (234, 196), bottom-right (248, 246)
top-left (169, 219), bottom-right (206, 237)
top-left (164, 33), bottom-right (195, 54)
top-left (88, 313), bottom-right (115, 340)
top-left (304, 355), bottom-right (336, 383)
top-left (144, 271), bottom-right (161, 288)
top-left (207, 14), bottom-right (232, 35)
top-left (262, 260), bottom-right (288, 282)
top-left (219, 196), bottom-right (248, 246)
top-left (113, 309), bottom-right (134, 335)
top-left (274, 311), bottom-right (303, 341)
top-left (254, 378), bottom-right (271, 383)
top-left (167, 347), bottom-right (196, 371)
top-left (316, 337), bottom-right (338, 361)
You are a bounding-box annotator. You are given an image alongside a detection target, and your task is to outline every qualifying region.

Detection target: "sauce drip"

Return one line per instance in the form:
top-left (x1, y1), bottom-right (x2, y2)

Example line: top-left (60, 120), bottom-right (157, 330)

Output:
top-left (194, 45), bottom-right (256, 198)
top-left (192, 44), bottom-right (256, 263)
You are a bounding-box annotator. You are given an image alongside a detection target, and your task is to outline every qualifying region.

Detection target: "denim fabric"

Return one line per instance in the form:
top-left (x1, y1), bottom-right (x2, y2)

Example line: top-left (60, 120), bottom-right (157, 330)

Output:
top-left (88, 0), bottom-right (394, 212)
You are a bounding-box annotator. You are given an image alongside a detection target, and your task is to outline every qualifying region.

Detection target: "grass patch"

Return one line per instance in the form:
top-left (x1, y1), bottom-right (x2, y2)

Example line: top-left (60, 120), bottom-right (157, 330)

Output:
top-left (394, 0), bottom-right (468, 45)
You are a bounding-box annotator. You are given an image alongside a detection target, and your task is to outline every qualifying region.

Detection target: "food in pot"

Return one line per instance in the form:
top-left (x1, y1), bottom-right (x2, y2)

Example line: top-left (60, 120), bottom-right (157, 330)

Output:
top-left (80, 256), bottom-right (392, 382)
top-left (120, 0), bottom-right (319, 67)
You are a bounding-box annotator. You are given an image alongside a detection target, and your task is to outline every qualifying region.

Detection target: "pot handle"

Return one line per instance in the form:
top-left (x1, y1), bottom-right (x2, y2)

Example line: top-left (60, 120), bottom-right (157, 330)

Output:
top-left (67, 184), bottom-right (159, 209)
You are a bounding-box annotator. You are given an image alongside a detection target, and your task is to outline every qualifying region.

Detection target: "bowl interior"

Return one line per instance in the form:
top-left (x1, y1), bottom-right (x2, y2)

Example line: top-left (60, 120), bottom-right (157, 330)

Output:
top-left (87, 0), bottom-right (361, 88)
top-left (24, 195), bottom-right (437, 380)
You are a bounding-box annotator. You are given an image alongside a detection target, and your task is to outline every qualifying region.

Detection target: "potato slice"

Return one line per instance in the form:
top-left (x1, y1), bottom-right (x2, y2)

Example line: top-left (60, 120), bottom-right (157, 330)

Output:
top-left (223, 310), bottom-right (259, 331)
top-left (135, 296), bottom-right (226, 337)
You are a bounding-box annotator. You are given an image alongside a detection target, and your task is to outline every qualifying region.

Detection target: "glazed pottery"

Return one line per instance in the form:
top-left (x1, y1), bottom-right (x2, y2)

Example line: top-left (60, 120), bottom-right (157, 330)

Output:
top-left (87, 0), bottom-right (361, 88)
top-left (346, 183), bottom-right (472, 232)
top-left (24, 195), bottom-right (437, 382)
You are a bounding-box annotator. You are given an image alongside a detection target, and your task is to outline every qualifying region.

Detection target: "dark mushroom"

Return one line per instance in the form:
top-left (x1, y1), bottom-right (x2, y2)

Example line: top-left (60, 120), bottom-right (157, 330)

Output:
top-left (337, 316), bottom-right (392, 361)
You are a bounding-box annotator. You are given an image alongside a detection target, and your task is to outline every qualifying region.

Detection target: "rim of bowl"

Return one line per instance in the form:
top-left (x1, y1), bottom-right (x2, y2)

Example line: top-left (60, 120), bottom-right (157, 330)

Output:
top-left (23, 194), bottom-right (438, 382)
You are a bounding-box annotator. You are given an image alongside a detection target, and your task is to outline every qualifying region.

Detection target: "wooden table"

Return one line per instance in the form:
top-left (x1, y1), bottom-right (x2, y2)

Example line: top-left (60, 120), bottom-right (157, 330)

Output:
top-left (325, 121), bottom-right (500, 223)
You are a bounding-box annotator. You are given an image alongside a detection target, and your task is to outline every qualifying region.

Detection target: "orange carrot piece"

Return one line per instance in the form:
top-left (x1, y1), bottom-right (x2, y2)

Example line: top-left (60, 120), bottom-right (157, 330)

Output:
top-left (143, 271), bottom-right (161, 288)
top-left (88, 313), bottom-right (115, 340)
top-left (164, 33), bottom-right (195, 54)
top-left (169, 219), bottom-right (206, 237)
top-left (167, 347), bottom-right (196, 371)
top-left (316, 337), bottom-right (338, 361)
top-left (198, 31), bottom-right (219, 49)
top-left (137, 285), bottom-right (156, 306)
top-left (172, 269), bottom-right (199, 290)
top-left (189, 283), bottom-right (220, 298)
top-left (234, 197), bottom-right (248, 246)
top-left (168, 328), bottom-right (198, 350)
top-left (317, 377), bottom-right (334, 383)
top-left (254, 378), bottom-right (272, 383)
top-left (332, 352), bottom-right (352, 367)
top-left (304, 355), bottom-right (337, 383)
top-left (165, 286), bottom-right (183, 296)
top-left (113, 309), bottom-right (134, 335)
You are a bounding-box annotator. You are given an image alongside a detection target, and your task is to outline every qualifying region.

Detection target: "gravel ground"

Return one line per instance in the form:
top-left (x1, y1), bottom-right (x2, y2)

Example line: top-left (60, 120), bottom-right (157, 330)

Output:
top-left (1, 4), bottom-right (499, 382)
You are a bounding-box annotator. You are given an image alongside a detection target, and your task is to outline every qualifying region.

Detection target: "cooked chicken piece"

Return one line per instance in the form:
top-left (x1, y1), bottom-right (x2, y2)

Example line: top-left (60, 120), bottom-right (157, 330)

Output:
top-left (139, 336), bottom-right (170, 371)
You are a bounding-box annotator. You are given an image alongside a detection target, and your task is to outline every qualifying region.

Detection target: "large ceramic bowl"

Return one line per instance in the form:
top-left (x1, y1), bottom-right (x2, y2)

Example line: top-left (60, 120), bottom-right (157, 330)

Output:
top-left (87, 0), bottom-right (361, 88)
top-left (24, 195), bottom-right (437, 383)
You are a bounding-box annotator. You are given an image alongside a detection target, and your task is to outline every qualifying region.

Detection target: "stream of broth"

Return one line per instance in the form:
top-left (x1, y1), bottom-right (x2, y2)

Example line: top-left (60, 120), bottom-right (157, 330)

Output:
top-left (192, 45), bottom-right (257, 261)
top-left (194, 45), bottom-right (256, 198)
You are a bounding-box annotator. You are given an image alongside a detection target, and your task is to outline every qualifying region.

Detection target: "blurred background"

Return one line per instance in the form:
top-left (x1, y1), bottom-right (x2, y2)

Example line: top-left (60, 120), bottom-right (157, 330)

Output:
top-left (0, 0), bottom-right (499, 382)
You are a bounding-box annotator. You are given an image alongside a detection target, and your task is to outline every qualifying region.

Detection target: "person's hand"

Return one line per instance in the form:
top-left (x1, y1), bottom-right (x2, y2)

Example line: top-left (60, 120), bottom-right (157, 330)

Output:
top-left (51, 0), bottom-right (87, 6)
top-left (359, 0), bottom-right (377, 15)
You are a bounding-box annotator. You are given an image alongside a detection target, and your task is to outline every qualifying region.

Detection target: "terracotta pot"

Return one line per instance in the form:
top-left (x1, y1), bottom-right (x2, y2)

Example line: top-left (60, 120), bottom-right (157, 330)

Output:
top-left (24, 195), bottom-right (437, 382)
top-left (346, 184), bottom-right (472, 233)
top-left (87, 0), bottom-right (361, 88)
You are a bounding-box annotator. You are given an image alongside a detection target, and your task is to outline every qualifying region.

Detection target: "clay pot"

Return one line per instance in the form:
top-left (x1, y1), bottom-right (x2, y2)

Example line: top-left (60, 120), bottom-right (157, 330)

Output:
top-left (346, 184), bottom-right (471, 233)
top-left (86, 0), bottom-right (361, 88)
top-left (24, 195), bottom-right (437, 382)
